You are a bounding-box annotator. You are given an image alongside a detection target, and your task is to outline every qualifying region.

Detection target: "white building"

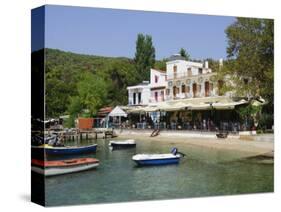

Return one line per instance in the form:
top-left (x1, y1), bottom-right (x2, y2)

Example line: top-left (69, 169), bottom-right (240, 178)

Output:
top-left (149, 69), bottom-right (167, 104)
top-left (127, 81), bottom-right (150, 106)
top-left (165, 54), bottom-right (217, 100)
top-left (127, 54), bottom-right (223, 106)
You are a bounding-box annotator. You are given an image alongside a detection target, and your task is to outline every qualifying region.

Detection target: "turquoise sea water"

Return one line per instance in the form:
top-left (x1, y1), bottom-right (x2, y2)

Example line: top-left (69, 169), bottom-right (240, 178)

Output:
top-left (44, 138), bottom-right (273, 206)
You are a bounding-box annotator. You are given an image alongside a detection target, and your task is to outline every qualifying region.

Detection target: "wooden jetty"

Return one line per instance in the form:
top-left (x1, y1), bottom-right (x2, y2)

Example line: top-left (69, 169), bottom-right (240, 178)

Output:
top-left (51, 128), bottom-right (116, 142)
top-left (93, 128), bottom-right (116, 139)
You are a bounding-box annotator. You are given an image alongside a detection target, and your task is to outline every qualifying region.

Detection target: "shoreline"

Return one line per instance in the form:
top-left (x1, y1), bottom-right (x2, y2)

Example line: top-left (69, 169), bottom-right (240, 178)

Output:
top-left (116, 130), bottom-right (274, 159)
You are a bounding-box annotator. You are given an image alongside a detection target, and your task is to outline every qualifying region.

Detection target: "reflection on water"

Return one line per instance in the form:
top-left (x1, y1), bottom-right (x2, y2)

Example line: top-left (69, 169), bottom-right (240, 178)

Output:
top-left (44, 138), bottom-right (273, 206)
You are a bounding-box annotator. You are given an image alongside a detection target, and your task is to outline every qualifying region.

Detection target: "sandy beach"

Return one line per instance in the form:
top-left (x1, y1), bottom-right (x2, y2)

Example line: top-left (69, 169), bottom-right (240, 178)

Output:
top-left (117, 130), bottom-right (274, 159)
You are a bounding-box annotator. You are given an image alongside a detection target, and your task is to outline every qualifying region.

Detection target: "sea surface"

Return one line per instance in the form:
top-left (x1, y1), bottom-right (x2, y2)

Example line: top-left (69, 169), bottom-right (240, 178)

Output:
top-left (44, 138), bottom-right (273, 206)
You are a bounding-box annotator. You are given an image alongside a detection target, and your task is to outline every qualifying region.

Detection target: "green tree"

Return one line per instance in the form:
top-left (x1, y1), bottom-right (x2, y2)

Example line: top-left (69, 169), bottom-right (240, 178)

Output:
top-left (134, 33), bottom-right (155, 80)
top-left (179, 48), bottom-right (190, 60)
top-left (217, 17), bottom-right (274, 129)
top-left (236, 104), bottom-right (262, 129)
top-left (154, 59), bottom-right (167, 71)
top-left (222, 17), bottom-right (273, 105)
top-left (67, 72), bottom-right (108, 126)
top-left (105, 60), bottom-right (138, 106)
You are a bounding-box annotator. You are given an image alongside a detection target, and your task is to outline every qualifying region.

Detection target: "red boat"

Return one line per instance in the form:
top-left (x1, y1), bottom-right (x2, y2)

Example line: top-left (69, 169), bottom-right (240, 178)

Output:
top-left (31, 158), bottom-right (99, 176)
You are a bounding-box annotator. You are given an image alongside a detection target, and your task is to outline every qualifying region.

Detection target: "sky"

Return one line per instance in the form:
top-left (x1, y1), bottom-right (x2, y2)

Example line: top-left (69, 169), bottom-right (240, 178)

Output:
top-left (32, 5), bottom-right (236, 60)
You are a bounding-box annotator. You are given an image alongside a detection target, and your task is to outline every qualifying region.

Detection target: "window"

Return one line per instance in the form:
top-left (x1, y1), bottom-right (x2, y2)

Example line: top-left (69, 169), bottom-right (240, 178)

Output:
top-left (181, 84), bottom-right (186, 93)
top-left (138, 92), bottom-right (141, 104)
top-left (155, 92), bottom-right (158, 101)
top-left (133, 93), bottom-right (136, 104)
top-left (198, 68), bottom-right (203, 74)
top-left (173, 86), bottom-right (177, 97)
top-left (155, 75), bottom-right (159, 83)
top-left (187, 68), bottom-right (192, 77)
top-left (173, 65), bottom-right (177, 72)
top-left (173, 65), bottom-right (177, 79)
top-left (173, 86), bottom-right (179, 98)
top-left (161, 90), bottom-right (164, 101)
top-left (166, 89), bottom-right (170, 95)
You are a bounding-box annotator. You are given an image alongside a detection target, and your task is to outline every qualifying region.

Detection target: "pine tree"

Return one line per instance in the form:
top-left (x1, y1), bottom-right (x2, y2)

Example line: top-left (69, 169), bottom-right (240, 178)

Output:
top-left (134, 34), bottom-right (155, 80)
top-left (179, 48), bottom-right (190, 60)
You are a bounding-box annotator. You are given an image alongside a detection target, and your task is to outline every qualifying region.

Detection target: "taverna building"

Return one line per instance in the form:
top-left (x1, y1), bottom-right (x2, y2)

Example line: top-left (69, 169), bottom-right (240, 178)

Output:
top-left (126, 54), bottom-right (262, 131)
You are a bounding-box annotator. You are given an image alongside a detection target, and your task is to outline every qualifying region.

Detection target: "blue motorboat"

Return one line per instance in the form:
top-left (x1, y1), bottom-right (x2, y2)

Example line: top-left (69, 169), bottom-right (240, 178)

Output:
top-left (32, 144), bottom-right (97, 156)
top-left (132, 148), bottom-right (185, 166)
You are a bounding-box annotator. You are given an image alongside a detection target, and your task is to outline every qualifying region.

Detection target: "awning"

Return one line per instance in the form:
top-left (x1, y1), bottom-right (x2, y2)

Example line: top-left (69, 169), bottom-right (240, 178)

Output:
top-left (126, 96), bottom-right (250, 113)
top-left (108, 106), bottom-right (127, 117)
top-left (211, 99), bottom-right (248, 110)
top-left (157, 101), bottom-right (189, 111)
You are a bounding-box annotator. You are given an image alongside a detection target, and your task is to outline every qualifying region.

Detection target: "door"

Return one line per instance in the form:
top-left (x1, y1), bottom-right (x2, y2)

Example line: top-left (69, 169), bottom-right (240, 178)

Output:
top-left (138, 92), bottom-right (141, 104)
top-left (192, 83), bottom-right (197, 97)
top-left (155, 92), bottom-right (158, 102)
top-left (205, 81), bottom-right (210, 97)
top-left (173, 86), bottom-right (177, 98)
top-left (133, 93), bottom-right (136, 104)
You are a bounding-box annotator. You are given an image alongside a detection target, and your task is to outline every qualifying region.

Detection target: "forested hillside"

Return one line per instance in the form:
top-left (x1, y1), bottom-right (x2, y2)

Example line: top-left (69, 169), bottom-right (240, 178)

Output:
top-left (42, 48), bottom-right (142, 118)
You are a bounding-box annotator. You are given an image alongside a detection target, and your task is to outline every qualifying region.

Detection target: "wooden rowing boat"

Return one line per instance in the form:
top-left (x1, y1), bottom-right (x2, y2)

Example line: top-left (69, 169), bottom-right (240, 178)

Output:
top-left (31, 158), bottom-right (99, 176)
top-left (32, 144), bottom-right (97, 156)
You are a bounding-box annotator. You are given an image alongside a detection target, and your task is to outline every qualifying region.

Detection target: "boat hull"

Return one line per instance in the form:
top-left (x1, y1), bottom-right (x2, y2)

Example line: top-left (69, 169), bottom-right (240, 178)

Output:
top-left (38, 144), bottom-right (97, 156)
top-left (111, 143), bottom-right (136, 149)
top-left (31, 158), bottom-right (99, 176)
top-left (31, 163), bottom-right (99, 176)
top-left (133, 157), bottom-right (180, 166)
top-left (109, 140), bottom-right (136, 149)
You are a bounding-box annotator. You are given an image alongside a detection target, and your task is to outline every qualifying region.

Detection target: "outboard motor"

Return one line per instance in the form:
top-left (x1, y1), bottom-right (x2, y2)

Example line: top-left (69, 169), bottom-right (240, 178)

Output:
top-left (171, 147), bottom-right (186, 157)
top-left (171, 147), bottom-right (178, 155)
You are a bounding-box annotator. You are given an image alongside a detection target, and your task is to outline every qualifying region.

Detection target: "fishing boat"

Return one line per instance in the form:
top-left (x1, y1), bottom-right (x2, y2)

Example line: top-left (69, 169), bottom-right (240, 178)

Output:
top-left (109, 139), bottom-right (136, 149)
top-left (132, 148), bottom-right (185, 166)
top-left (31, 158), bottom-right (99, 177)
top-left (32, 144), bottom-right (97, 156)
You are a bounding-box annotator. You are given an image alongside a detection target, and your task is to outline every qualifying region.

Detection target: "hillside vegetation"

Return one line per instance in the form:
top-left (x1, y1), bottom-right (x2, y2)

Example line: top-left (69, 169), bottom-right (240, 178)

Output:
top-left (44, 48), bottom-right (143, 118)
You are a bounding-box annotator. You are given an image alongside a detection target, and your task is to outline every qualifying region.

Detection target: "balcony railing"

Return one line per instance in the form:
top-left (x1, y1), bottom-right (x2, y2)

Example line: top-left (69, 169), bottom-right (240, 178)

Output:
top-left (165, 91), bottom-right (217, 100)
top-left (166, 72), bottom-right (214, 80)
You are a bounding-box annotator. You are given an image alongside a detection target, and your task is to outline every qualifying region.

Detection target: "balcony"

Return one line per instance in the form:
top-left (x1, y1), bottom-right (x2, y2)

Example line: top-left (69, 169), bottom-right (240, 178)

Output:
top-left (166, 72), bottom-right (214, 81)
top-left (165, 91), bottom-right (217, 101)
